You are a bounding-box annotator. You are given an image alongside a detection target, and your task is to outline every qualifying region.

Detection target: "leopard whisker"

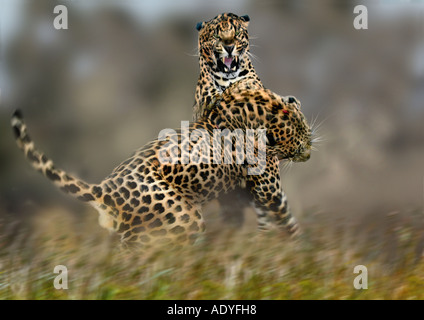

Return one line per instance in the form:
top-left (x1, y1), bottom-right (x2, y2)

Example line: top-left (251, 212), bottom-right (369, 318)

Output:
top-left (281, 159), bottom-right (293, 173)
top-left (247, 51), bottom-right (261, 63)
top-left (185, 46), bottom-right (200, 57)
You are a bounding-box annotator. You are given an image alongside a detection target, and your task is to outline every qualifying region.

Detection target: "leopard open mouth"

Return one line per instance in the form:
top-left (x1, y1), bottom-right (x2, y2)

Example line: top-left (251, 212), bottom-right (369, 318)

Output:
top-left (216, 55), bottom-right (240, 73)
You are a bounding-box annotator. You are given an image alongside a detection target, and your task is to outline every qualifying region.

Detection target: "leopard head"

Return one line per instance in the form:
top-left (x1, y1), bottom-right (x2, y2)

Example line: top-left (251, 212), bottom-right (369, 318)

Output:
top-left (264, 95), bottom-right (312, 163)
top-left (210, 89), bottom-right (312, 164)
top-left (196, 13), bottom-right (250, 77)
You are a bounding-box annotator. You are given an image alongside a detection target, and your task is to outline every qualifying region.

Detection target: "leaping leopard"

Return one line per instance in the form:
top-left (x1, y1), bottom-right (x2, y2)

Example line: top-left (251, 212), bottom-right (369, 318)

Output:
top-left (11, 84), bottom-right (312, 249)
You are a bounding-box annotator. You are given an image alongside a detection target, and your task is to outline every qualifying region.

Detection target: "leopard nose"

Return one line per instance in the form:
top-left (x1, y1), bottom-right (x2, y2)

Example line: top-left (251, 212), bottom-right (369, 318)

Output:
top-left (223, 45), bottom-right (234, 55)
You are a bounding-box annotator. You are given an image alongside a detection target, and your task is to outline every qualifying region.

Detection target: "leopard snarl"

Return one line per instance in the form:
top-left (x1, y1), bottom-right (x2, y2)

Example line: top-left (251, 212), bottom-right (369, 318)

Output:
top-left (193, 13), bottom-right (263, 121)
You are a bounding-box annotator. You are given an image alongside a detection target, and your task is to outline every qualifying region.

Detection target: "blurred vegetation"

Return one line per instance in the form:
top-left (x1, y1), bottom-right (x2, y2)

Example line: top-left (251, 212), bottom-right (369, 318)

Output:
top-left (0, 205), bottom-right (423, 300)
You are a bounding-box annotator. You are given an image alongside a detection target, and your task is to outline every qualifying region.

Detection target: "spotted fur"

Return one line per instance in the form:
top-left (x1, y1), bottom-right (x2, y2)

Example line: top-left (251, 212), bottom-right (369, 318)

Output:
top-left (193, 13), bottom-right (263, 121)
top-left (11, 86), bottom-right (311, 249)
top-left (193, 13), bottom-right (267, 226)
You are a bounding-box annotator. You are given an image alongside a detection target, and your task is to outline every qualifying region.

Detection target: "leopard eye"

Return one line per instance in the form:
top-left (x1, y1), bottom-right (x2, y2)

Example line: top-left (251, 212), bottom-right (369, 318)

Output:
top-left (235, 30), bottom-right (241, 36)
top-left (213, 34), bottom-right (220, 39)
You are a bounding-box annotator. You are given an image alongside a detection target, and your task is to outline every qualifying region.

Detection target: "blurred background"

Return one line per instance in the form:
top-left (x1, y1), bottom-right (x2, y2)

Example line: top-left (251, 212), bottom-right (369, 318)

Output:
top-left (0, 0), bottom-right (423, 242)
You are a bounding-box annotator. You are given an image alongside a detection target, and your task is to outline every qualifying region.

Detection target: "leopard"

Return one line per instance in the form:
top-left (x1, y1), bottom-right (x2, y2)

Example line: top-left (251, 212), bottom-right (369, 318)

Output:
top-left (193, 13), bottom-right (267, 226)
top-left (11, 85), bottom-right (312, 250)
top-left (193, 13), bottom-right (263, 121)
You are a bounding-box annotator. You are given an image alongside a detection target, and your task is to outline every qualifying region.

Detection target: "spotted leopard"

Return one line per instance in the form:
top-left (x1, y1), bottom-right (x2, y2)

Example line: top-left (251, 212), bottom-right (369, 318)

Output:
top-left (11, 85), bottom-right (311, 249)
top-left (193, 13), bottom-right (263, 121)
top-left (193, 13), bottom-right (266, 226)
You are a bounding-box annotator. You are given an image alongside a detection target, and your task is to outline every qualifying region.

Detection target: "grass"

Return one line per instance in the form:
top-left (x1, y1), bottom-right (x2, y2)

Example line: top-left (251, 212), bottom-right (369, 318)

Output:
top-left (0, 203), bottom-right (423, 300)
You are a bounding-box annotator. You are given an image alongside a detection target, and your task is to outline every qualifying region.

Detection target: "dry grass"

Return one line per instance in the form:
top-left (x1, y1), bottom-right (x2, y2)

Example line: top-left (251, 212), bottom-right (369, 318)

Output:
top-left (0, 203), bottom-right (423, 300)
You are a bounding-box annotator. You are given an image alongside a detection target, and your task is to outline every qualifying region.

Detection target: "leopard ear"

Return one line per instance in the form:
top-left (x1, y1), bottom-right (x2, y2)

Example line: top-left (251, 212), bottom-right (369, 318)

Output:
top-left (240, 15), bottom-right (250, 22)
top-left (196, 22), bottom-right (204, 31)
top-left (287, 96), bottom-right (301, 109)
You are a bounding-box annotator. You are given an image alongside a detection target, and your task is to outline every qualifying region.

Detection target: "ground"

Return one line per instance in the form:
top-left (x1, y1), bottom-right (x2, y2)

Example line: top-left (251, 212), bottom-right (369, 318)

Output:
top-left (0, 203), bottom-right (423, 300)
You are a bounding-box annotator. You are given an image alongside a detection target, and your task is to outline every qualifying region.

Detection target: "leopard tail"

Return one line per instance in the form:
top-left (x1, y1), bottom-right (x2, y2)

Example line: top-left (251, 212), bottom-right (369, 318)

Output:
top-left (11, 110), bottom-right (98, 203)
